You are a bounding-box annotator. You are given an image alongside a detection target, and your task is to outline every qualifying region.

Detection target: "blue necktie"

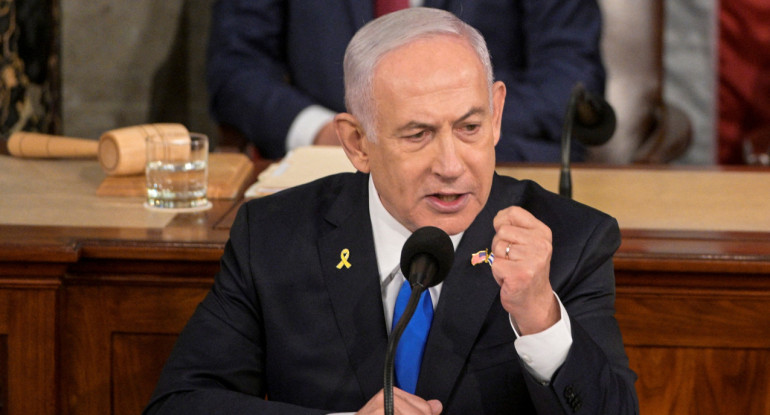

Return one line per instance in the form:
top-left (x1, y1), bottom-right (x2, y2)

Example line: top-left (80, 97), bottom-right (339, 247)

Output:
top-left (392, 279), bottom-right (433, 394)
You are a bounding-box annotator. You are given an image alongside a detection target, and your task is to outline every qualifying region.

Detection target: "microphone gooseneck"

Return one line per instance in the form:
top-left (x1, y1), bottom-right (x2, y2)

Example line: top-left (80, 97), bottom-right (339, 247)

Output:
top-left (559, 82), bottom-right (617, 198)
top-left (384, 226), bottom-right (454, 415)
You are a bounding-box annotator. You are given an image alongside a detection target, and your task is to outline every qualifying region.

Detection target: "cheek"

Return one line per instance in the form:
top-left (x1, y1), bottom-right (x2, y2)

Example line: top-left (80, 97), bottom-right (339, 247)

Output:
top-left (373, 164), bottom-right (412, 205)
top-left (471, 146), bottom-right (497, 175)
top-left (391, 171), bottom-right (418, 203)
top-left (387, 169), bottom-right (426, 213)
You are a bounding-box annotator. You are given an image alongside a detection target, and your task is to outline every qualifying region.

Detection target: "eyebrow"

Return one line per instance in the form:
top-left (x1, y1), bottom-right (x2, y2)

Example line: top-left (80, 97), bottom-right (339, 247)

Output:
top-left (455, 107), bottom-right (486, 124)
top-left (394, 106), bottom-right (487, 134)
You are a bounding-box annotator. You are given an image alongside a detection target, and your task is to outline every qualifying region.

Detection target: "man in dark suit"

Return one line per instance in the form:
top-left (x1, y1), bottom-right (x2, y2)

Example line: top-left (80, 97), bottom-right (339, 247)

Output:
top-left (146, 8), bottom-right (637, 414)
top-left (207, 0), bottom-right (606, 162)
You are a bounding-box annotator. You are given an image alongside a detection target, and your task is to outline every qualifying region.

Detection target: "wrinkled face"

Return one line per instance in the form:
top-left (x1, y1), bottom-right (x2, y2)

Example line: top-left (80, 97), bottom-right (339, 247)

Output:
top-left (358, 35), bottom-right (505, 235)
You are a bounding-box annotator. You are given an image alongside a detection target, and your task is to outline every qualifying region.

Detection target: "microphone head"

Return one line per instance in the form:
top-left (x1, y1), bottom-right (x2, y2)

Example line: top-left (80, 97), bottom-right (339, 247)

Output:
top-left (571, 84), bottom-right (617, 146)
top-left (400, 226), bottom-right (455, 288)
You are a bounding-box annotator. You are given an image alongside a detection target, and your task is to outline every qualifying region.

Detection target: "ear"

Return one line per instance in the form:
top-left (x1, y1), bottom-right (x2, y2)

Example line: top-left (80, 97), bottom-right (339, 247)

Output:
top-left (334, 113), bottom-right (371, 173)
top-left (491, 81), bottom-right (506, 146)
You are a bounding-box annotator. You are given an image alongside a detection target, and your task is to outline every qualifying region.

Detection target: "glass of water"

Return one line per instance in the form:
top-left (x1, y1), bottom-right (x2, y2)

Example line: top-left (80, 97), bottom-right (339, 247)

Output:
top-left (145, 132), bottom-right (211, 211)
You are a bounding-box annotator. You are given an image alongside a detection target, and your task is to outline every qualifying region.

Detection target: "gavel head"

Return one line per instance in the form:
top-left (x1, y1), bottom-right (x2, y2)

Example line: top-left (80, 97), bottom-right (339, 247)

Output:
top-left (98, 123), bottom-right (188, 176)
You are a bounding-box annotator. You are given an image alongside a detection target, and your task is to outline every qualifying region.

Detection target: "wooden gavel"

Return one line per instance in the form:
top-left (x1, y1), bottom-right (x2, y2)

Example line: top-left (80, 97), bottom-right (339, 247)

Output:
top-left (6, 123), bottom-right (189, 176)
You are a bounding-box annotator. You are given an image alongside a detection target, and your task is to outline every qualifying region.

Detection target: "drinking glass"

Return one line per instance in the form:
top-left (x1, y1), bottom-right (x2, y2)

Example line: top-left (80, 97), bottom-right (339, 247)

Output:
top-left (144, 132), bottom-right (211, 211)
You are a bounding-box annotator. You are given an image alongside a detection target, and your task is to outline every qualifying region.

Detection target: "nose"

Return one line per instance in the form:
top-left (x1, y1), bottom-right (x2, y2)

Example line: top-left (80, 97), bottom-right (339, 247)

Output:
top-left (431, 133), bottom-right (465, 180)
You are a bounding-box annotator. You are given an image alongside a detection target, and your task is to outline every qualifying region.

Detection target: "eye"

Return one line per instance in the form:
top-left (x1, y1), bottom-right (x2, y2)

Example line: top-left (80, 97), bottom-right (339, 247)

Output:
top-left (405, 130), bottom-right (429, 141)
top-left (460, 123), bottom-right (481, 134)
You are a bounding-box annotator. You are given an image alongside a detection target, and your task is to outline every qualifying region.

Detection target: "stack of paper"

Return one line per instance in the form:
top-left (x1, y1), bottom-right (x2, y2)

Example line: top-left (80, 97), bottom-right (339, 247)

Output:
top-left (245, 146), bottom-right (356, 197)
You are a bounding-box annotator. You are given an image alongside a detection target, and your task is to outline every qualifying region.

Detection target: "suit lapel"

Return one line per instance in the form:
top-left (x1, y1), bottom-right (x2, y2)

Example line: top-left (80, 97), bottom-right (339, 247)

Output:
top-left (318, 173), bottom-right (387, 400)
top-left (416, 174), bottom-right (524, 403)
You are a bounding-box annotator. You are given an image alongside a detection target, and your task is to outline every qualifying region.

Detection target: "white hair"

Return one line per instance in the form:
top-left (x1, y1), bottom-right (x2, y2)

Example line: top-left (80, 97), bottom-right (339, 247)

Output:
top-left (342, 7), bottom-right (495, 141)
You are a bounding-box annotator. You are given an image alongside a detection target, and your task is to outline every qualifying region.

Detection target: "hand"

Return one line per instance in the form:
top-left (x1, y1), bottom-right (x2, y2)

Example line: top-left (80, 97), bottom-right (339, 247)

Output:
top-left (491, 206), bottom-right (559, 335)
top-left (313, 121), bottom-right (341, 146)
top-left (356, 388), bottom-right (442, 415)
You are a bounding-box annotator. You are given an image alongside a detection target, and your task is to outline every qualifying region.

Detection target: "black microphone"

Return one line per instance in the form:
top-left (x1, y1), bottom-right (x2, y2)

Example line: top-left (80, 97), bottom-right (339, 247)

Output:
top-left (383, 226), bottom-right (454, 415)
top-left (559, 82), bottom-right (616, 198)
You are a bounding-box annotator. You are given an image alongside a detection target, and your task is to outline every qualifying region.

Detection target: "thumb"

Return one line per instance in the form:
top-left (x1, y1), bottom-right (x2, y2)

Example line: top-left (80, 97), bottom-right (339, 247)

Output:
top-left (427, 399), bottom-right (443, 414)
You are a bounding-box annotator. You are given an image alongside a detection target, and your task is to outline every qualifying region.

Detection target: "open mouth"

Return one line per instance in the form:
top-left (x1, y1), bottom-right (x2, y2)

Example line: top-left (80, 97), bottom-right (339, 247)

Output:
top-left (428, 193), bottom-right (469, 212)
top-left (436, 194), bottom-right (461, 202)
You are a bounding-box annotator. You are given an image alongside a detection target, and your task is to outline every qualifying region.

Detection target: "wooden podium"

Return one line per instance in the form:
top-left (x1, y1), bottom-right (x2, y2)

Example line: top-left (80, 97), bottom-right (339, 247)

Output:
top-left (1, 153), bottom-right (769, 415)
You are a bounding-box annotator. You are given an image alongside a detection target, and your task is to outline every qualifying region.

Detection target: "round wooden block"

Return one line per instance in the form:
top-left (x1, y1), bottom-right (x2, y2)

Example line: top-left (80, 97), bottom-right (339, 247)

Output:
top-left (98, 123), bottom-right (188, 176)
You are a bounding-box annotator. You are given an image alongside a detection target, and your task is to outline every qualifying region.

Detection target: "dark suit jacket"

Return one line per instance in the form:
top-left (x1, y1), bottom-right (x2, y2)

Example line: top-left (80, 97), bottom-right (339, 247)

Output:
top-left (144, 173), bottom-right (638, 414)
top-left (206, 0), bottom-right (606, 161)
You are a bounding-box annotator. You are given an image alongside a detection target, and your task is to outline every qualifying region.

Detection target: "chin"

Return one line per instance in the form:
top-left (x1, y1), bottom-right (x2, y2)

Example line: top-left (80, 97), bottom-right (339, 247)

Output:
top-left (422, 218), bottom-right (473, 237)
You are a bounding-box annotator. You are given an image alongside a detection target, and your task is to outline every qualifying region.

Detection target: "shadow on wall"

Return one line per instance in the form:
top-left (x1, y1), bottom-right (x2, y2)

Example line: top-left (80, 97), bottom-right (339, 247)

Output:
top-left (147, 0), bottom-right (217, 145)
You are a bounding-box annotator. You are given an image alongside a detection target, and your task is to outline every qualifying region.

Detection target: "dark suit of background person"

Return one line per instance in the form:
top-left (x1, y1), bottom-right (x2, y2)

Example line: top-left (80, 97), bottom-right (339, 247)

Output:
top-left (143, 172), bottom-right (637, 414)
top-left (206, 0), bottom-right (606, 162)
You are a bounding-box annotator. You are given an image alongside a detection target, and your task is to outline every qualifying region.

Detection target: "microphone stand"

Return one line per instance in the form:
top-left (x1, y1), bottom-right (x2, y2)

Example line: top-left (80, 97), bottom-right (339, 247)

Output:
top-left (559, 84), bottom-right (580, 199)
top-left (559, 82), bottom-right (617, 199)
top-left (383, 284), bottom-right (425, 415)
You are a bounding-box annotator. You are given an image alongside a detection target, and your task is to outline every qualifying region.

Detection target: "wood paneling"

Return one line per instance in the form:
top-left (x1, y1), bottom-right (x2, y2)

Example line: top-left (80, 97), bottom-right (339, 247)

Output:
top-left (616, 287), bottom-right (770, 348)
top-left (0, 288), bottom-right (57, 415)
top-left (627, 347), bottom-right (770, 415)
top-left (61, 284), bottom-right (209, 415)
top-left (112, 334), bottom-right (178, 415)
top-left (1, 335), bottom-right (7, 415)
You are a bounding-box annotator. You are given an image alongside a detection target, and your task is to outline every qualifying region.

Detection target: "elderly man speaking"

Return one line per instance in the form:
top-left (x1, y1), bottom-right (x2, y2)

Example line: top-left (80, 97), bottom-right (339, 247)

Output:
top-left (145, 8), bottom-right (638, 415)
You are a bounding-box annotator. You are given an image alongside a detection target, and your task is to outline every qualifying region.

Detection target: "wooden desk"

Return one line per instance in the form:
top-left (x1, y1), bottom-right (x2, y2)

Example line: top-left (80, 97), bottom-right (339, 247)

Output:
top-left (1, 158), bottom-right (769, 415)
top-left (0, 156), bottom-right (244, 415)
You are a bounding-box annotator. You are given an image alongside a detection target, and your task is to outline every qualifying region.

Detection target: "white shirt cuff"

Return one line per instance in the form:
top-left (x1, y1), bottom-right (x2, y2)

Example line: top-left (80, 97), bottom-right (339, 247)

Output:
top-left (286, 105), bottom-right (337, 153)
top-left (511, 293), bottom-right (573, 383)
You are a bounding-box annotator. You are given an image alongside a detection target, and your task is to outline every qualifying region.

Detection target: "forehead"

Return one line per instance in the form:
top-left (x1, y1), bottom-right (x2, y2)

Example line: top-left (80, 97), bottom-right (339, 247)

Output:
top-left (373, 35), bottom-right (487, 98)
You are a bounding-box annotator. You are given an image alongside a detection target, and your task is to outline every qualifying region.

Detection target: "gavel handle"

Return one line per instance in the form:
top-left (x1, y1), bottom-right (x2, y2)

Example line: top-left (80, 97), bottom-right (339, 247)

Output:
top-left (6, 132), bottom-right (98, 159)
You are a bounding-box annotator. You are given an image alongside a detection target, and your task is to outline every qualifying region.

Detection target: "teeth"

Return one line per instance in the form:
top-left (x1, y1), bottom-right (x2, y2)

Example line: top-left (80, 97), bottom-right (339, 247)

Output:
top-left (437, 194), bottom-right (458, 202)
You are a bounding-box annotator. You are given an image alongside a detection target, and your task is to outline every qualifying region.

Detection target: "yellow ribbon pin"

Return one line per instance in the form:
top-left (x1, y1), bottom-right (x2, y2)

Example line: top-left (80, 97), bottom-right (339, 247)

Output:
top-left (336, 248), bottom-right (352, 269)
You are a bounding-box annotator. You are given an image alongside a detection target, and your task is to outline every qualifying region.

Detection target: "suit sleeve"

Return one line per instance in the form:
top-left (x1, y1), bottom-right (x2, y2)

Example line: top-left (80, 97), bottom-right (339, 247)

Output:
top-left (495, 0), bottom-right (606, 162)
top-left (524, 216), bottom-right (640, 414)
top-left (142, 205), bottom-right (326, 415)
top-left (206, 0), bottom-right (315, 159)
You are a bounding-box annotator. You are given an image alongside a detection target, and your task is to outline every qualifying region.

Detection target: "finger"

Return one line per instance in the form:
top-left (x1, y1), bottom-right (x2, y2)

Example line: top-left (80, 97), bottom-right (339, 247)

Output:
top-left (491, 229), bottom-right (539, 264)
top-left (392, 388), bottom-right (440, 414)
top-left (427, 399), bottom-right (443, 414)
top-left (490, 235), bottom-right (552, 292)
top-left (492, 220), bottom-right (551, 259)
top-left (492, 238), bottom-right (515, 262)
top-left (492, 228), bottom-right (537, 254)
top-left (495, 236), bottom-right (544, 261)
top-left (493, 206), bottom-right (542, 232)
